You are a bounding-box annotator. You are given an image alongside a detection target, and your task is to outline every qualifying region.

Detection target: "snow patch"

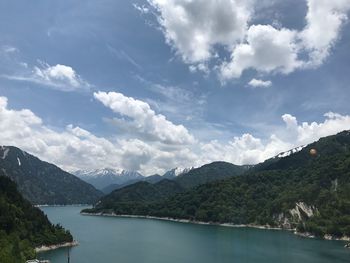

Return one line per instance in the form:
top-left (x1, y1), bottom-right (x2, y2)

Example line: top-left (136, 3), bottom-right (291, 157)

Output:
top-left (277, 145), bottom-right (306, 158)
top-left (174, 167), bottom-right (193, 176)
top-left (74, 168), bottom-right (141, 178)
top-left (17, 157), bottom-right (21, 166)
top-left (1, 146), bottom-right (9, 159)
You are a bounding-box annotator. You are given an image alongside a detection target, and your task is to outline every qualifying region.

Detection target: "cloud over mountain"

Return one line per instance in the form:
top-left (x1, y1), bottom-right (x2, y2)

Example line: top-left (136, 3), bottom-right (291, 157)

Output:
top-left (1, 94), bottom-right (350, 175)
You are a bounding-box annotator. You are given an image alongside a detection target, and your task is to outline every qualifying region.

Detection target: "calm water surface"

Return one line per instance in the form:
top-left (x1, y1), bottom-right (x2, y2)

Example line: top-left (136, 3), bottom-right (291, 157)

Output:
top-left (40, 206), bottom-right (350, 263)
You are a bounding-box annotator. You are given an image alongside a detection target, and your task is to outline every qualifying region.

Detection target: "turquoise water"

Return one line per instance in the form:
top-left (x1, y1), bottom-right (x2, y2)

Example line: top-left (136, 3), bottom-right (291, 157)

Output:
top-left (40, 206), bottom-right (350, 263)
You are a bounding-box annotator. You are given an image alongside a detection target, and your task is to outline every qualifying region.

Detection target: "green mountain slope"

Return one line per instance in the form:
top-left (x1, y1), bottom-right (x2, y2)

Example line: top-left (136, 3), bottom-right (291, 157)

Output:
top-left (85, 131), bottom-right (350, 239)
top-left (0, 146), bottom-right (102, 205)
top-left (174, 161), bottom-right (249, 189)
top-left (0, 174), bottom-right (73, 263)
top-left (85, 161), bottom-right (248, 214)
top-left (90, 179), bottom-right (184, 214)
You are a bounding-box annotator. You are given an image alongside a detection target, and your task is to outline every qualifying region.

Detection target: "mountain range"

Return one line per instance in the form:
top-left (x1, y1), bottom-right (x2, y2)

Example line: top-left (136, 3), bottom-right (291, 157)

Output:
top-left (73, 168), bottom-right (144, 190)
top-left (76, 166), bottom-right (194, 193)
top-left (84, 130), bottom-right (350, 240)
top-left (87, 161), bottom-right (249, 211)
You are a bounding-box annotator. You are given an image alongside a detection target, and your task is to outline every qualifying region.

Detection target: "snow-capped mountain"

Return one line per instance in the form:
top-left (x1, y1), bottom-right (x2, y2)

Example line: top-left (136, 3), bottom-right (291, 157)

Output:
top-left (73, 168), bottom-right (144, 190)
top-left (163, 167), bottom-right (193, 179)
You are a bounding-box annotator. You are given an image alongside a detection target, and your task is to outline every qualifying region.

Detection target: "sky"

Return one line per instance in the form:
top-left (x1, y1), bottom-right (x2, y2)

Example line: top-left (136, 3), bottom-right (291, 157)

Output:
top-left (0, 0), bottom-right (350, 175)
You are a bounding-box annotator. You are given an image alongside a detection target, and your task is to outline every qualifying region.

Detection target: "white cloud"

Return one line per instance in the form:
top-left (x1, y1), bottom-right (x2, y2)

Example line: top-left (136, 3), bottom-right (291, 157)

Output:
top-left (93, 91), bottom-right (195, 145)
top-left (199, 133), bottom-right (291, 166)
top-left (33, 63), bottom-right (83, 88)
top-left (199, 112), bottom-right (350, 165)
top-left (0, 95), bottom-right (195, 174)
top-left (147, 0), bottom-right (350, 81)
top-left (133, 3), bottom-right (150, 14)
top-left (300, 0), bottom-right (350, 67)
top-left (220, 25), bottom-right (302, 80)
top-left (1, 61), bottom-right (90, 92)
top-left (1, 95), bottom-right (350, 175)
top-left (248, 78), bottom-right (272, 88)
top-left (149, 0), bottom-right (252, 63)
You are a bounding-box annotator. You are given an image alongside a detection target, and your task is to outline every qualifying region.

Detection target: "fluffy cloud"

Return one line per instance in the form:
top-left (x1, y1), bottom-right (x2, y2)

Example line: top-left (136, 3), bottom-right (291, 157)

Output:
top-left (33, 63), bottom-right (87, 89)
top-left (220, 1), bottom-right (350, 80)
top-left (1, 95), bottom-right (350, 175)
top-left (94, 91), bottom-right (195, 145)
top-left (248, 78), bottom-right (272, 88)
top-left (220, 25), bottom-right (302, 80)
top-left (199, 133), bottom-right (290, 166)
top-left (2, 60), bottom-right (90, 91)
top-left (0, 95), bottom-right (195, 174)
top-left (0, 96), bottom-right (121, 171)
top-left (199, 112), bottom-right (350, 165)
top-left (147, 0), bottom-right (350, 81)
top-left (149, 0), bottom-right (252, 63)
top-left (300, 0), bottom-right (350, 67)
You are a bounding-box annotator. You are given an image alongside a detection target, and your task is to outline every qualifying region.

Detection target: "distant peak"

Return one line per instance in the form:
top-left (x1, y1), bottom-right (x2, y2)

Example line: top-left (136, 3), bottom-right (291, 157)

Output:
top-left (73, 168), bottom-right (143, 178)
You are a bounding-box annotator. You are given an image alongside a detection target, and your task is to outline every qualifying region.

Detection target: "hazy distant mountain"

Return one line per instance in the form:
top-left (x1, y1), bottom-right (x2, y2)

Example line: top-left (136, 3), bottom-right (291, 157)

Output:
top-left (73, 168), bottom-right (144, 190)
top-left (102, 174), bottom-right (167, 194)
top-left (101, 167), bottom-right (193, 194)
top-left (0, 146), bottom-right (102, 205)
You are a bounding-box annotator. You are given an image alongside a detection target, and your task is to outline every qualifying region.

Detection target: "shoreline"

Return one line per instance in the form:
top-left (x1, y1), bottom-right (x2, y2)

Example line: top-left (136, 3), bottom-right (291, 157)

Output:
top-left (35, 240), bottom-right (79, 253)
top-left (81, 212), bottom-right (350, 243)
top-left (35, 204), bottom-right (91, 208)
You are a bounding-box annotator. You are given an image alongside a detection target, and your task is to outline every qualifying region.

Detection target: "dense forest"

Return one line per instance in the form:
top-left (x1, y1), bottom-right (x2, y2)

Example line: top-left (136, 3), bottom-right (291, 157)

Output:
top-left (0, 174), bottom-right (73, 263)
top-left (84, 131), bottom-right (350, 239)
top-left (174, 161), bottom-right (249, 189)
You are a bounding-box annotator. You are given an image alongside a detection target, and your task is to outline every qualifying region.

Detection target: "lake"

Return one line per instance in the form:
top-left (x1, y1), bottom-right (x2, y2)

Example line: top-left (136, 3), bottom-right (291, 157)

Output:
top-left (40, 206), bottom-right (350, 263)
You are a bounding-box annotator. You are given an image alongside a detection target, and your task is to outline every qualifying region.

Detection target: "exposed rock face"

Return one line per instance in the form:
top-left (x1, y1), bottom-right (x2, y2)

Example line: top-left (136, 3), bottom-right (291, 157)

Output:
top-left (289, 202), bottom-right (318, 220)
top-left (274, 202), bottom-right (318, 229)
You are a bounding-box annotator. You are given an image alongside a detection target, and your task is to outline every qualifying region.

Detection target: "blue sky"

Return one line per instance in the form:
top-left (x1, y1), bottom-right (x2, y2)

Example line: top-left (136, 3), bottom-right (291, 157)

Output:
top-left (0, 0), bottom-right (350, 175)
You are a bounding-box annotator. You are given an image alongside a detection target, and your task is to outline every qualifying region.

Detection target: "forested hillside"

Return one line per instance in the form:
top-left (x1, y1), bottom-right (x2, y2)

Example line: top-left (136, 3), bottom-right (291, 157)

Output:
top-left (0, 146), bottom-right (102, 205)
top-left (85, 131), bottom-right (350, 239)
top-left (0, 174), bottom-right (73, 263)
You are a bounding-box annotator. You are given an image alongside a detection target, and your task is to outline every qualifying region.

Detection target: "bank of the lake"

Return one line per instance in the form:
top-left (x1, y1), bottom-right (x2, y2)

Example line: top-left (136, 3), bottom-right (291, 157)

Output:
top-left (81, 212), bottom-right (350, 242)
top-left (40, 206), bottom-right (350, 263)
top-left (35, 241), bottom-right (79, 253)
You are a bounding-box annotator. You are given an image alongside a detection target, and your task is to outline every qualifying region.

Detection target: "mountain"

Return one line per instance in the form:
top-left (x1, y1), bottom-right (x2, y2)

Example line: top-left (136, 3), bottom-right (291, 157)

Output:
top-left (163, 167), bottom-right (193, 179)
top-left (100, 167), bottom-right (193, 194)
top-left (174, 162), bottom-right (250, 189)
top-left (92, 179), bottom-right (184, 214)
top-left (0, 146), bottom-right (102, 205)
top-left (0, 174), bottom-right (73, 262)
top-left (85, 161), bottom-right (250, 213)
top-left (73, 168), bottom-right (144, 190)
top-left (84, 131), bottom-right (350, 240)
top-left (101, 174), bottom-right (163, 194)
